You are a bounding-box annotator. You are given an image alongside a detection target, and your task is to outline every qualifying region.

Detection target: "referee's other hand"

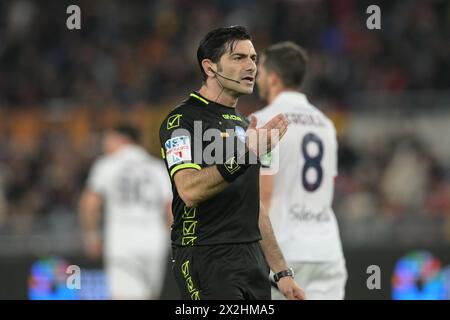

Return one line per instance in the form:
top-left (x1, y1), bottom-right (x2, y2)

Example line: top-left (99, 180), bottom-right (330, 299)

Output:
top-left (277, 277), bottom-right (306, 300)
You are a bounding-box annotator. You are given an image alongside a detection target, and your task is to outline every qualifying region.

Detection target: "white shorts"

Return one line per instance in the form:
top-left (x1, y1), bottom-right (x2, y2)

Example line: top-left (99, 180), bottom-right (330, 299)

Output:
top-left (105, 253), bottom-right (167, 300)
top-left (271, 258), bottom-right (347, 300)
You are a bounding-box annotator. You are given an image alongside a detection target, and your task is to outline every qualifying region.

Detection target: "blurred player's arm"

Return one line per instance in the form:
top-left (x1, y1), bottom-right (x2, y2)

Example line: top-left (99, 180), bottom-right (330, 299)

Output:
top-left (173, 167), bottom-right (229, 207)
top-left (165, 199), bottom-right (173, 229)
top-left (259, 202), bottom-right (306, 300)
top-left (79, 188), bottom-right (103, 259)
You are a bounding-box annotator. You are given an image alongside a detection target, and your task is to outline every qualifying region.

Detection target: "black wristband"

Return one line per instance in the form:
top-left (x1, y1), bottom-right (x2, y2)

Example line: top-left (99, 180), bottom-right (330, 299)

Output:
top-left (216, 152), bottom-right (251, 182)
top-left (216, 130), bottom-right (259, 182)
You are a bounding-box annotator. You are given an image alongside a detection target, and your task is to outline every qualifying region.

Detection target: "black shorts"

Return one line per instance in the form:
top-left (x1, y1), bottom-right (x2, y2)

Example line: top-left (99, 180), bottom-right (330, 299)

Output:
top-left (172, 241), bottom-right (270, 300)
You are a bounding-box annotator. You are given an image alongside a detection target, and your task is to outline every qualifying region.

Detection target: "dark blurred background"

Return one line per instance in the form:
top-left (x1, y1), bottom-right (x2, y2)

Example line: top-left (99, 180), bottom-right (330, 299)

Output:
top-left (0, 0), bottom-right (449, 299)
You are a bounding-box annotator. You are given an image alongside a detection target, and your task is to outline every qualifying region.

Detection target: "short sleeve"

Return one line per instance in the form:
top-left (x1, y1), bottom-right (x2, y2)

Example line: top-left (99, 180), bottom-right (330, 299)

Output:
top-left (86, 158), bottom-right (109, 195)
top-left (159, 110), bottom-right (202, 179)
top-left (156, 161), bottom-right (173, 201)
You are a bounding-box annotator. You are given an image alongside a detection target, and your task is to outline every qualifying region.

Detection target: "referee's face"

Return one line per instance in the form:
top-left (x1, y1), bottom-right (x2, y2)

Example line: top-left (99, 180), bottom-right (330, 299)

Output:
top-left (217, 39), bottom-right (257, 95)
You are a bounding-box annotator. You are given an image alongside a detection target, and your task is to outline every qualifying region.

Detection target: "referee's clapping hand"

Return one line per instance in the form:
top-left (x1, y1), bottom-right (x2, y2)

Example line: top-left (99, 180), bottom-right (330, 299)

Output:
top-left (246, 113), bottom-right (289, 157)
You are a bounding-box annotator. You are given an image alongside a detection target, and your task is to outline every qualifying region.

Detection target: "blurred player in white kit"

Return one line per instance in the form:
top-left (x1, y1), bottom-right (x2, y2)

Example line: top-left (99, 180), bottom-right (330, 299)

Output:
top-left (79, 124), bottom-right (172, 299)
top-left (253, 42), bottom-right (347, 300)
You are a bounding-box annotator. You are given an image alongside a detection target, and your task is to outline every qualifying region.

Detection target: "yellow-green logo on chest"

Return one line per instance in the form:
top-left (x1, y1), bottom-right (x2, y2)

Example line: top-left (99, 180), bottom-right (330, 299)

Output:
top-left (222, 114), bottom-right (242, 121)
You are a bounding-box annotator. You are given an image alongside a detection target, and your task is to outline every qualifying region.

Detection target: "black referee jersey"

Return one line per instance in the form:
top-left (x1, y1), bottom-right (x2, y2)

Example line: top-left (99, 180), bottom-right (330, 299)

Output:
top-left (159, 92), bottom-right (262, 247)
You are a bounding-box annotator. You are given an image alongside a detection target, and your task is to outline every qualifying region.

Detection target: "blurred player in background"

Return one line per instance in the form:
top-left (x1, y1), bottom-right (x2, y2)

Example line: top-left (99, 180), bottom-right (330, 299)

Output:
top-left (79, 124), bottom-right (172, 300)
top-left (254, 42), bottom-right (347, 299)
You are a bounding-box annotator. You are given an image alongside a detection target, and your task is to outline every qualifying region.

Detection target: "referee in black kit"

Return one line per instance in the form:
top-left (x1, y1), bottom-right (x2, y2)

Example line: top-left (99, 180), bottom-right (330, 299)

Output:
top-left (159, 26), bottom-right (305, 300)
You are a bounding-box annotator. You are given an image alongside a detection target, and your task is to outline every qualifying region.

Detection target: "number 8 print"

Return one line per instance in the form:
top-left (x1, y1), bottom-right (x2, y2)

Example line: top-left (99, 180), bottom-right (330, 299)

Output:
top-left (301, 133), bottom-right (323, 192)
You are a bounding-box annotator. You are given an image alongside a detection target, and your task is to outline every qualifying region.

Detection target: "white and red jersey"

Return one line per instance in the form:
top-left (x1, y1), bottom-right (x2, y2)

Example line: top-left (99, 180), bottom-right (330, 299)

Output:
top-left (253, 92), bottom-right (344, 262)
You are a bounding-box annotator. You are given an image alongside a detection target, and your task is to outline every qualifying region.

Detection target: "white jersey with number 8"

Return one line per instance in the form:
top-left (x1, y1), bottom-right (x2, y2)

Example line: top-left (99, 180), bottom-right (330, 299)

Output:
top-left (253, 92), bottom-right (344, 262)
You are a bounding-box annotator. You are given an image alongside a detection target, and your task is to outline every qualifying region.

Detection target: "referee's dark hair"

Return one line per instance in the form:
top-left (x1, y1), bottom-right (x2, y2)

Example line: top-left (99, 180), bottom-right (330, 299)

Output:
top-left (261, 42), bottom-right (309, 88)
top-left (197, 26), bottom-right (252, 81)
top-left (113, 124), bottom-right (141, 144)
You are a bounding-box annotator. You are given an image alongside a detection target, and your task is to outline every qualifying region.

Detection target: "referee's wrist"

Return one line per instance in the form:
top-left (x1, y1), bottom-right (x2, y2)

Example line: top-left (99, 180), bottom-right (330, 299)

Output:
top-left (273, 267), bottom-right (295, 282)
top-left (216, 154), bottom-right (250, 182)
top-left (216, 136), bottom-right (259, 182)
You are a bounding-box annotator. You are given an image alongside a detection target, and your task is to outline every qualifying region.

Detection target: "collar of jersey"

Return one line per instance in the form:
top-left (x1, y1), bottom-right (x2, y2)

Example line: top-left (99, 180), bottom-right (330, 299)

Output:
top-left (271, 91), bottom-right (310, 109)
top-left (189, 92), bottom-right (210, 106)
top-left (188, 91), bottom-right (237, 110)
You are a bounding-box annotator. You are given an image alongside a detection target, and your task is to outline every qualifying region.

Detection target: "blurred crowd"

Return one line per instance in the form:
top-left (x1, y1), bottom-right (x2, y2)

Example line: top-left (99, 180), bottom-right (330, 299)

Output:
top-left (0, 0), bottom-right (450, 250)
top-left (335, 129), bottom-right (450, 246)
top-left (0, 128), bottom-right (90, 236)
top-left (0, 0), bottom-right (449, 108)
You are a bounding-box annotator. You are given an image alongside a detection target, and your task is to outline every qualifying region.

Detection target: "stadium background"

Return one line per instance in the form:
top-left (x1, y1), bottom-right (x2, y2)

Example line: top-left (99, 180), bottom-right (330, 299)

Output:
top-left (0, 0), bottom-right (449, 299)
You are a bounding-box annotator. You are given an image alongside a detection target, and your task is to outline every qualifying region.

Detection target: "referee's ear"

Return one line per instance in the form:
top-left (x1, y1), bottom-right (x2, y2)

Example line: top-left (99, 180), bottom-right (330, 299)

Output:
top-left (201, 59), bottom-right (216, 78)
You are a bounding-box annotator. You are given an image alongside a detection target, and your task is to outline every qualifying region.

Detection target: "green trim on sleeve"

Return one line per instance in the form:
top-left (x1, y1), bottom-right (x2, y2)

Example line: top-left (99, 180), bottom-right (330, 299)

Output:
top-left (170, 163), bottom-right (202, 177)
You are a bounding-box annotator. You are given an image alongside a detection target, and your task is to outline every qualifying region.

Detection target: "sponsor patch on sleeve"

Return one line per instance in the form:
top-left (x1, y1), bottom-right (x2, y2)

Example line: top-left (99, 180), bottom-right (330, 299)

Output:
top-left (164, 136), bottom-right (192, 167)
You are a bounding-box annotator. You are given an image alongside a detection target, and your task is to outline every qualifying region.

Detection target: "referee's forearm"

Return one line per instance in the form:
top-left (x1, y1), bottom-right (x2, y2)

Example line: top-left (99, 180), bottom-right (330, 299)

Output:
top-left (174, 166), bottom-right (229, 207)
top-left (192, 165), bottom-right (229, 202)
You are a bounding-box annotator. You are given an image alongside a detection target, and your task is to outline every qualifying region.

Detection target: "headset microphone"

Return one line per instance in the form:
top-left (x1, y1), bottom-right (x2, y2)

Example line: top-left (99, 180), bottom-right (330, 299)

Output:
top-left (210, 68), bottom-right (241, 84)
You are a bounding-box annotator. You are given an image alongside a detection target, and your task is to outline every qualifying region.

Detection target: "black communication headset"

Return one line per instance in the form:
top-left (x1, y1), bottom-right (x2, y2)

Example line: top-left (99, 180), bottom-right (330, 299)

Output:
top-left (209, 67), bottom-right (241, 84)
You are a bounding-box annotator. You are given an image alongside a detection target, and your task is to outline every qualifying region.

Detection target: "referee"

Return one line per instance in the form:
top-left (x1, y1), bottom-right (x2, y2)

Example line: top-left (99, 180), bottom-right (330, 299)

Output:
top-left (159, 26), bottom-right (305, 300)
